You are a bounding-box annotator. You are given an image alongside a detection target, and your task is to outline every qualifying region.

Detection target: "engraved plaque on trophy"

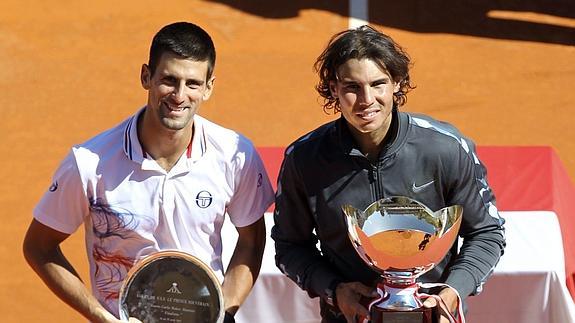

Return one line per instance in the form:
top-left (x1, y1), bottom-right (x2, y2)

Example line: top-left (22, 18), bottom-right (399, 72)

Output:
top-left (343, 196), bottom-right (463, 323)
top-left (119, 250), bottom-right (224, 323)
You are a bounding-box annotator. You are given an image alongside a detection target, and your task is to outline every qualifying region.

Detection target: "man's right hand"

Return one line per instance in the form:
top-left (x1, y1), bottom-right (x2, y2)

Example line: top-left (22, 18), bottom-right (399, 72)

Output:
top-left (335, 282), bottom-right (378, 323)
top-left (23, 219), bottom-right (143, 323)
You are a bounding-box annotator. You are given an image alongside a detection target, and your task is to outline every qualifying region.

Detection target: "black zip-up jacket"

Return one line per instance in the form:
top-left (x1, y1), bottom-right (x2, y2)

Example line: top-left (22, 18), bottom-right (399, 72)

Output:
top-left (272, 109), bottom-right (506, 321)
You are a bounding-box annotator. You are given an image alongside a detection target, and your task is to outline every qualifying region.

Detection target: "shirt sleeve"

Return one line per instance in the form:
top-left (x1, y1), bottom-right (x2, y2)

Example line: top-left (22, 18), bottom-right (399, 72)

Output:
top-left (444, 138), bottom-right (506, 298)
top-left (226, 140), bottom-right (274, 228)
top-left (33, 149), bottom-right (89, 234)
top-left (271, 148), bottom-right (344, 300)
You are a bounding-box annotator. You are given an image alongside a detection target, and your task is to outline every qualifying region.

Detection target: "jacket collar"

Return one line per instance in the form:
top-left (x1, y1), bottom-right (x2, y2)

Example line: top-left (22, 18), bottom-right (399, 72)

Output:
top-left (335, 108), bottom-right (409, 161)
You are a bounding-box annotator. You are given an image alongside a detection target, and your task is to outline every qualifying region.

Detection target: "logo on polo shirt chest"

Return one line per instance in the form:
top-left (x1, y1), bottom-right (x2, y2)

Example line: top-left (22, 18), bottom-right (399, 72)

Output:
top-left (195, 190), bottom-right (213, 208)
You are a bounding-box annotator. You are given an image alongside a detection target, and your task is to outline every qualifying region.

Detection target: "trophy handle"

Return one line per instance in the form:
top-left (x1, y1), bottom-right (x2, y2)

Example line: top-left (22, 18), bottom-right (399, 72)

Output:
top-left (434, 205), bottom-right (463, 236)
top-left (342, 204), bottom-right (368, 228)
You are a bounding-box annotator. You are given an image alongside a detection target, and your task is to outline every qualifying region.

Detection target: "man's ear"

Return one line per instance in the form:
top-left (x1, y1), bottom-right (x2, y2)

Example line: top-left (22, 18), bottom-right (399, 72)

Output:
top-left (141, 64), bottom-right (151, 90)
top-left (203, 76), bottom-right (216, 100)
top-left (393, 81), bottom-right (401, 93)
top-left (329, 80), bottom-right (338, 98)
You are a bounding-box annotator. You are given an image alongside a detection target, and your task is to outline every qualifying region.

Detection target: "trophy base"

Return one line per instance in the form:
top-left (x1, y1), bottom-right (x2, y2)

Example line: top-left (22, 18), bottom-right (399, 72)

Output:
top-left (370, 307), bottom-right (436, 323)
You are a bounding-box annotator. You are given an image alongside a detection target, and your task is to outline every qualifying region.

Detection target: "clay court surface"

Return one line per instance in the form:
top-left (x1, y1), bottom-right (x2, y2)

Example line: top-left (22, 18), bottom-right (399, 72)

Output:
top-left (1, 0), bottom-right (574, 321)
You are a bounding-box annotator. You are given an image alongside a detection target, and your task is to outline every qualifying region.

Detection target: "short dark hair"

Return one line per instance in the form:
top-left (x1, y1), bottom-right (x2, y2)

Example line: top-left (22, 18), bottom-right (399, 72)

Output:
top-left (314, 25), bottom-right (415, 113)
top-left (148, 22), bottom-right (216, 80)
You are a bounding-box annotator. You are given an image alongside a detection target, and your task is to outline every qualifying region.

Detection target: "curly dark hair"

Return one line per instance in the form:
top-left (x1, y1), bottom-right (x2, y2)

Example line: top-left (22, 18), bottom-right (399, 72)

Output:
top-left (314, 25), bottom-right (415, 113)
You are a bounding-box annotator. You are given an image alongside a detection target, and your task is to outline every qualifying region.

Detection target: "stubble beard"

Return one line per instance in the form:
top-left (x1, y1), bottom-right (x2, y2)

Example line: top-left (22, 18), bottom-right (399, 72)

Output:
top-left (158, 107), bottom-right (195, 131)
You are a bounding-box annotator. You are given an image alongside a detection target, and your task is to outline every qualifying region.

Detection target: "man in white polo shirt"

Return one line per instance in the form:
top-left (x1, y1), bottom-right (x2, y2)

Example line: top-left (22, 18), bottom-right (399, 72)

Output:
top-left (23, 22), bottom-right (274, 323)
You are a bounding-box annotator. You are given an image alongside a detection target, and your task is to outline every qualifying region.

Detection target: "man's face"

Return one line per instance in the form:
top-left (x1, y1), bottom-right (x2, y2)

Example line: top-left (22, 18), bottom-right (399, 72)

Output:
top-left (141, 51), bottom-right (214, 131)
top-left (330, 58), bottom-right (399, 139)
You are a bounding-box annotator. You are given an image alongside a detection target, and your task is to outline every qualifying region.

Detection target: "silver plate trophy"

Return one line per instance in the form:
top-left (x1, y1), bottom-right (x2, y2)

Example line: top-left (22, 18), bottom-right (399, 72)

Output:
top-left (343, 196), bottom-right (463, 323)
top-left (119, 250), bottom-right (224, 323)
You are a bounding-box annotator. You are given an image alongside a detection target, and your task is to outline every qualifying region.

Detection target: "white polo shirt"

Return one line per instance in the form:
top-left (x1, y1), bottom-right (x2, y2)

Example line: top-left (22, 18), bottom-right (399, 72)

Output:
top-left (33, 109), bottom-right (275, 316)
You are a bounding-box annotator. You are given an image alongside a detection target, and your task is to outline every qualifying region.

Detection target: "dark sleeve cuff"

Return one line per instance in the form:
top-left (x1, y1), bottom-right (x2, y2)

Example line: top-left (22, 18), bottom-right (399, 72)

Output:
top-left (324, 278), bottom-right (343, 309)
top-left (445, 269), bottom-right (479, 299)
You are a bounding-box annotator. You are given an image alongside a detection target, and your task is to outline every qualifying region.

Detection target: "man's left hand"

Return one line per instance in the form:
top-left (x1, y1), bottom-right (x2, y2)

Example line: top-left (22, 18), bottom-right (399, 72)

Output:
top-left (422, 287), bottom-right (459, 323)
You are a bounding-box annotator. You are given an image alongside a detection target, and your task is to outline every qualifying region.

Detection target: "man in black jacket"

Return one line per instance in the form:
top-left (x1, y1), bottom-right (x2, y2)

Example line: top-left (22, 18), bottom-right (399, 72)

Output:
top-left (272, 25), bottom-right (505, 323)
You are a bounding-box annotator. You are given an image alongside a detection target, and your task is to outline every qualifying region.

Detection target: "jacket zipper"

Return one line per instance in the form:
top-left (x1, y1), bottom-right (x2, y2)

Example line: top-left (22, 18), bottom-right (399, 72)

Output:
top-left (371, 155), bottom-right (391, 202)
top-left (375, 164), bottom-right (385, 201)
top-left (369, 163), bottom-right (386, 202)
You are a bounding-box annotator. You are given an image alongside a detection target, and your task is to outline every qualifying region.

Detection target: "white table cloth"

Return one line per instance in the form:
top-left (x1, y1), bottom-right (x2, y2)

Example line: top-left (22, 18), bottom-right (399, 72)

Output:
top-left (222, 211), bottom-right (575, 323)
